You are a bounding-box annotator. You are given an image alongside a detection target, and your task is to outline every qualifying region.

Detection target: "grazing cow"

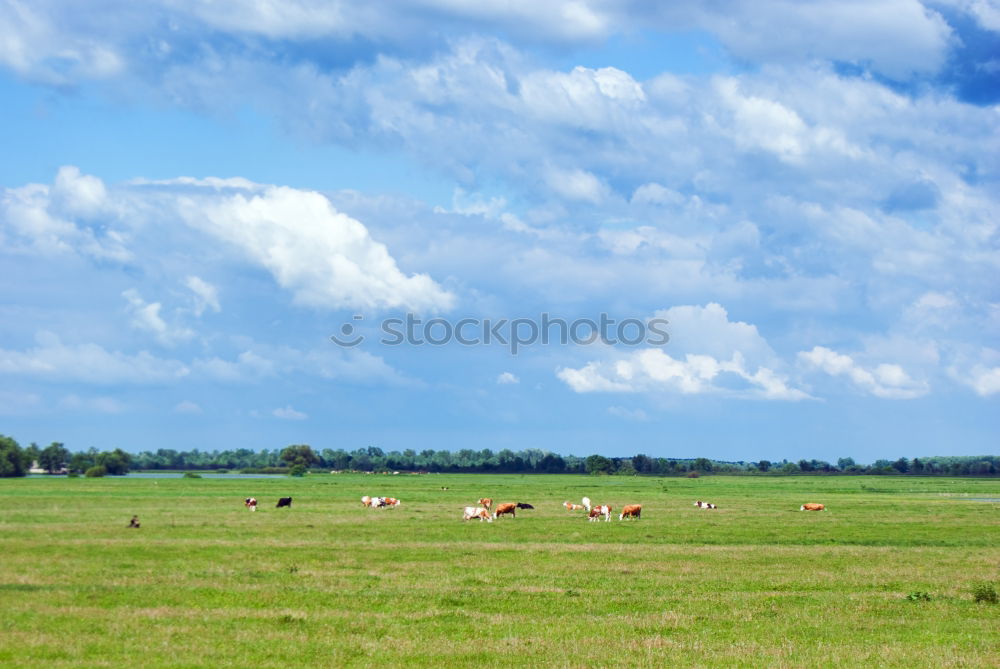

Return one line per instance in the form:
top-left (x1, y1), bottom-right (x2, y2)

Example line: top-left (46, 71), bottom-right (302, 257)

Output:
top-left (564, 501), bottom-right (584, 511)
top-left (383, 497), bottom-right (401, 507)
top-left (800, 503), bottom-right (825, 511)
top-left (588, 504), bottom-right (612, 522)
top-left (619, 504), bottom-right (642, 520)
top-left (276, 497), bottom-right (292, 508)
top-left (493, 502), bottom-right (517, 519)
top-left (244, 497), bottom-right (257, 511)
top-left (582, 497), bottom-right (592, 511)
top-left (361, 495), bottom-right (372, 507)
top-left (478, 498), bottom-right (493, 511)
top-left (127, 515), bottom-right (140, 528)
top-left (694, 501), bottom-right (717, 509)
top-left (463, 506), bottom-right (493, 522)
top-left (516, 502), bottom-right (534, 509)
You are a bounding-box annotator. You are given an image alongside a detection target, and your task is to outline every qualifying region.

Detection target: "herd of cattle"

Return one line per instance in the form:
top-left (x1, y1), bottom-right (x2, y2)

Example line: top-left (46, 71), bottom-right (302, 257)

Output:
top-left (240, 495), bottom-right (828, 518)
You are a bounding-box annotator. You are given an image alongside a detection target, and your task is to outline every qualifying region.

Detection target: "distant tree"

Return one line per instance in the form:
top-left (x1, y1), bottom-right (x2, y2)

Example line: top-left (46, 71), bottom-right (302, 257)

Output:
top-left (24, 442), bottom-right (41, 467)
top-left (837, 457), bottom-right (856, 471)
top-left (692, 457), bottom-right (713, 473)
top-left (892, 457), bottom-right (909, 474)
top-left (280, 445), bottom-right (319, 468)
top-left (632, 454), bottom-right (654, 474)
top-left (97, 449), bottom-right (132, 475)
top-left (779, 461), bottom-right (800, 474)
top-left (289, 464), bottom-right (308, 477)
top-left (798, 459), bottom-right (814, 472)
top-left (756, 460), bottom-right (772, 472)
top-left (0, 435), bottom-right (28, 477)
top-left (585, 455), bottom-right (614, 475)
top-left (616, 459), bottom-right (638, 476)
top-left (84, 465), bottom-right (107, 478)
top-left (39, 442), bottom-right (69, 474)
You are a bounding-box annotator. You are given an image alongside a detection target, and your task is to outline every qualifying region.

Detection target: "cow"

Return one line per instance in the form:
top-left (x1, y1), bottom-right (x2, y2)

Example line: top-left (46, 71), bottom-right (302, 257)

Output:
top-left (478, 498), bottom-right (493, 511)
top-left (800, 503), bottom-right (825, 511)
top-left (463, 506), bottom-right (493, 522)
top-left (361, 495), bottom-right (372, 507)
top-left (694, 501), bottom-right (717, 509)
top-left (127, 515), bottom-right (140, 528)
top-left (493, 502), bottom-right (517, 519)
top-left (564, 501), bottom-right (584, 511)
top-left (244, 497), bottom-right (257, 511)
top-left (516, 502), bottom-right (534, 509)
top-left (619, 504), bottom-right (642, 520)
top-left (588, 504), bottom-right (612, 522)
top-left (276, 497), bottom-right (292, 508)
top-left (582, 497), bottom-right (592, 511)
top-left (383, 497), bottom-right (401, 507)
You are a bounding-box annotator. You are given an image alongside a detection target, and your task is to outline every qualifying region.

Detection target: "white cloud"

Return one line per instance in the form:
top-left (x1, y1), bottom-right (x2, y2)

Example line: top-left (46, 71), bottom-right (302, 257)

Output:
top-left (173, 400), bottom-right (204, 414)
top-left (0, 331), bottom-right (190, 384)
top-left (58, 394), bottom-right (125, 414)
top-left (556, 303), bottom-right (808, 400)
top-left (608, 405), bottom-right (648, 421)
top-left (543, 167), bottom-right (610, 203)
top-left (167, 181), bottom-right (455, 312)
top-left (185, 276), bottom-right (221, 316)
top-left (798, 346), bottom-right (929, 398)
top-left (273, 405), bottom-right (307, 420)
top-left (496, 371), bottom-right (519, 384)
top-left (122, 289), bottom-right (195, 346)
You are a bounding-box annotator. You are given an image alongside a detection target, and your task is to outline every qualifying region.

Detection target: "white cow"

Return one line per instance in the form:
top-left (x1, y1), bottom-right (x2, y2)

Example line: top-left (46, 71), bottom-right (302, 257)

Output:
top-left (463, 506), bottom-right (492, 522)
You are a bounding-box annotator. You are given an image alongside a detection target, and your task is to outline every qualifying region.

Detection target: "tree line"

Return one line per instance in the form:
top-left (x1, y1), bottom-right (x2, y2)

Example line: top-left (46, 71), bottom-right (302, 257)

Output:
top-left (2, 433), bottom-right (997, 477)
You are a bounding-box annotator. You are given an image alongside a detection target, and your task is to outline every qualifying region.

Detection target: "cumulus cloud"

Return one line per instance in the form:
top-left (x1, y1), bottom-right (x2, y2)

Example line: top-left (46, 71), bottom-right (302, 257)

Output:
top-left (496, 371), bottom-right (519, 384)
top-left (185, 276), bottom-right (221, 316)
top-left (798, 346), bottom-right (929, 398)
top-left (557, 303), bottom-right (809, 400)
top-left (122, 289), bottom-right (195, 346)
top-left (0, 331), bottom-right (190, 384)
top-left (165, 180), bottom-right (455, 312)
top-left (273, 405), bottom-right (307, 420)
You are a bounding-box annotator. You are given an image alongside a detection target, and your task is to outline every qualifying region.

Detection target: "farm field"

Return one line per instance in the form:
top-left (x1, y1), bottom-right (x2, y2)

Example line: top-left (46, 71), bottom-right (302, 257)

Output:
top-left (1, 474), bottom-right (998, 667)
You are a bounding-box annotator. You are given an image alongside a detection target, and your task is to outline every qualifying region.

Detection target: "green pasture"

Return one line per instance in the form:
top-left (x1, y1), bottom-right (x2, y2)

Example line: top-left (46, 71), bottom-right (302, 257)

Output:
top-left (1, 474), bottom-right (997, 667)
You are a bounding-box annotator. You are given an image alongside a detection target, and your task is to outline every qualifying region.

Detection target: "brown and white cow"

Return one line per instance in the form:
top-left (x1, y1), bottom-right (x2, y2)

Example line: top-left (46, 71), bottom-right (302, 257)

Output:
top-left (564, 501), bottom-right (585, 512)
top-left (800, 503), bottom-right (825, 511)
top-left (619, 504), bottom-right (641, 520)
top-left (361, 495), bottom-right (372, 507)
top-left (694, 501), bottom-right (717, 509)
top-left (493, 502), bottom-right (517, 519)
top-left (244, 497), bottom-right (257, 511)
top-left (463, 506), bottom-right (493, 522)
top-left (588, 504), bottom-right (612, 522)
top-left (478, 498), bottom-right (493, 511)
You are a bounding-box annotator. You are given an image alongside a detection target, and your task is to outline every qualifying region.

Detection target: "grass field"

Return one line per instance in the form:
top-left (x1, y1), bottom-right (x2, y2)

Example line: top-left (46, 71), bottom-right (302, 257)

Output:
top-left (1, 474), bottom-right (998, 667)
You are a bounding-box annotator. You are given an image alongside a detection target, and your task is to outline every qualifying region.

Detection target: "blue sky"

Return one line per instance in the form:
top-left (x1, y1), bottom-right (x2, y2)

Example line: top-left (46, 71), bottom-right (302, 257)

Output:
top-left (1, 0), bottom-right (998, 463)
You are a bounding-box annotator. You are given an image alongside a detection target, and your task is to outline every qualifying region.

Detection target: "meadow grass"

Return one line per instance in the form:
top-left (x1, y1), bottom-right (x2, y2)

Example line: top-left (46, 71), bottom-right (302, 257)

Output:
top-left (1, 474), bottom-right (998, 667)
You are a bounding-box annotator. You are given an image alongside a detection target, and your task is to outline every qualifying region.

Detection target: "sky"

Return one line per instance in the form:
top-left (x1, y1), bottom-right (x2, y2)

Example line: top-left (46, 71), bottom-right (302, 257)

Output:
top-left (1, 0), bottom-right (998, 464)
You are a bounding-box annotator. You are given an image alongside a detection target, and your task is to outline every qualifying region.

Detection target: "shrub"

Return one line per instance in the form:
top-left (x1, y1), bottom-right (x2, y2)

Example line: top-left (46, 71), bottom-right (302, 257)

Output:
top-left (289, 464), bottom-right (308, 477)
top-left (182, 471), bottom-right (202, 479)
top-left (84, 465), bottom-right (107, 478)
top-left (972, 582), bottom-right (998, 604)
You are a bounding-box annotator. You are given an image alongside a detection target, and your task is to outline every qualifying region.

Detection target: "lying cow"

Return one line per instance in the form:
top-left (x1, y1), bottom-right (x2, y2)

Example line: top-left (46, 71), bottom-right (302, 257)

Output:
top-left (478, 498), bottom-right (493, 510)
top-left (245, 497), bottom-right (257, 511)
top-left (493, 502), bottom-right (517, 519)
top-left (619, 504), bottom-right (642, 520)
top-left (463, 506), bottom-right (492, 522)
top-left (800, 503), bottom-right (825, 511)
top-left (371, 497), bottom-right (400, 508)
top-left (276, 497), bottom-right (292, 508)
top-left (564, 501), bottom-right (585, 512)
top-left (588, 504), bottom-right (612, 522)
top-left (516, 502), bottom-right (534, 509)
top-left (694, 500), bottom-right (717, 509)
